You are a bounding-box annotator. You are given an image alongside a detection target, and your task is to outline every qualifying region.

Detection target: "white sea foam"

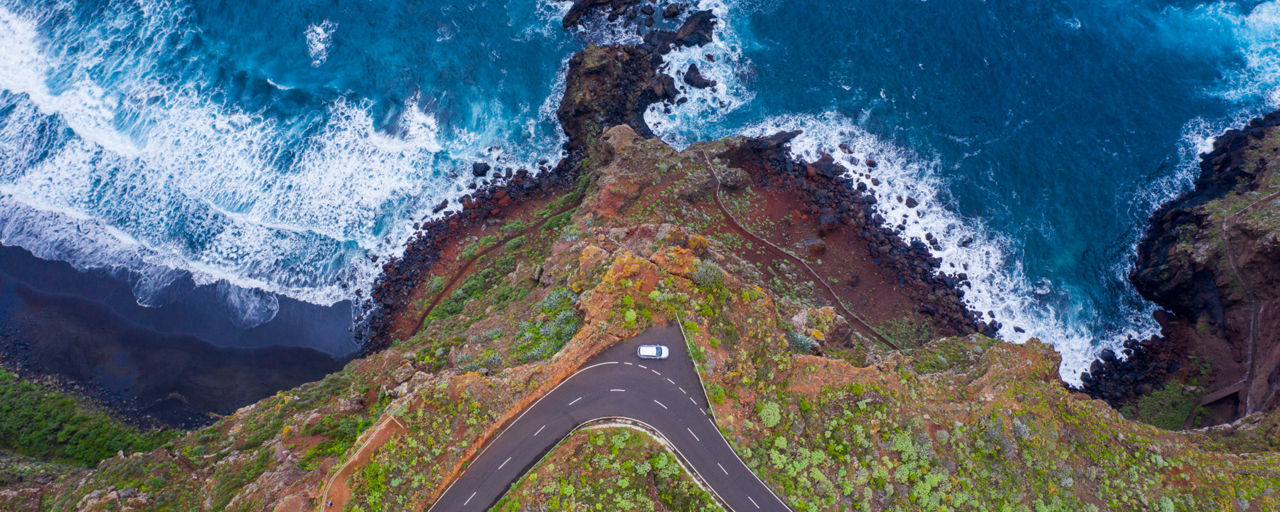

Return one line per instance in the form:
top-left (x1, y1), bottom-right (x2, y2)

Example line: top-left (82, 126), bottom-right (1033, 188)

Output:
top-left (638, 0), bottom-right (1280, 381)
top-left (645, 0), bottom-right (754, 146)
top-left (0, 3), bottom-right (553, 326)
top-left (729, 112), bottom-right (1118, 381)
top-left (305, 20), bottom-right (337, 67)
top-left (1207, 2), bottom-right (1280, 110)
top-left (642, 3), bottom-right (1115, 378)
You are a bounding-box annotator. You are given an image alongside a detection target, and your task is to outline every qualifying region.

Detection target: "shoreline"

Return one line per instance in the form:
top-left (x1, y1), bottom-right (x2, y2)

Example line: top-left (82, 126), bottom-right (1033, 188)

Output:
top-left (361, 5), bottom-right (986, 352)
top-left (1082, 110), bottom-right (1280, 427)
top-left (0, 243), bottom-right (355, 428)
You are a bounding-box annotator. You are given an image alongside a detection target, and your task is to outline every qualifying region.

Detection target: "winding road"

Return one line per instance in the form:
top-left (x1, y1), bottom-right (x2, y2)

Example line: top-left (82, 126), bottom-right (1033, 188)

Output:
top-left (426, 326), bottom-right (791, 512)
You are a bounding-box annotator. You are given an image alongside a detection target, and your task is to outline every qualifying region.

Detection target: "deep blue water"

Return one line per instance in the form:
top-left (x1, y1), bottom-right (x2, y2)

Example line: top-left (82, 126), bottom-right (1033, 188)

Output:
top-left (1, 0), bottom-right (1278, 380)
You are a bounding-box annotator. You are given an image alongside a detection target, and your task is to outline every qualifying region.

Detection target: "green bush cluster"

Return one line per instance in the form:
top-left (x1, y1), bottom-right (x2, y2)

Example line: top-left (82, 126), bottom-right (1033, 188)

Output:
top-left (494, 428), bottom-right (719, 511)
top-left (511, 288), bottom-right (583, 363)
top-left (0, 369), bottom-right (172, 467)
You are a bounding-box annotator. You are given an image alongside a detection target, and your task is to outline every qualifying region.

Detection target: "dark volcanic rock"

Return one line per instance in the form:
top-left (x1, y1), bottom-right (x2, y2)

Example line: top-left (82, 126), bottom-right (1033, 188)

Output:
top-left (683, 63), bottom-right (716, 89)
top-left (361, 3), bottom-right (723, 352)
top-left (557, 45), bottom-right (677, 151)
top-left (719, 131), bottom-right (983, 337)
top-left (641, 10), bottom-right (718, 55)
top-left (672, 10), bottom-right (716, 47)
top-left (1085, 109), bottom-right (1280, 425)
top-left (564, 0), bottom-right (640, 29)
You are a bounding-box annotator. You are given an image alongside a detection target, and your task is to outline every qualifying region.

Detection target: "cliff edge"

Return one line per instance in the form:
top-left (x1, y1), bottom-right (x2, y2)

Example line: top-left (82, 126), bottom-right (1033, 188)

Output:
top-left (1085, 111), bottom-right (1280, 427)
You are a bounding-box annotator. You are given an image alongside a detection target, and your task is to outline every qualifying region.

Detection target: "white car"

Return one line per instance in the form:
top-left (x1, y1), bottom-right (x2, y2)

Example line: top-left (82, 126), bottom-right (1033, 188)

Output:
top-left (636, 344), bottom-right (670, 360)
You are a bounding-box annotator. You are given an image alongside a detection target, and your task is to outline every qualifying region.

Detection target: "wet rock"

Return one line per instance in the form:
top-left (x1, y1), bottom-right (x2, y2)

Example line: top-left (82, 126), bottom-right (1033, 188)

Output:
top-left (683, 63), bottom-right (716, 89)
top-left (672, 10), bottom-right (716, 47)
top-left (662, 4), bottom-right (681, 18)
top-left (472, 162), bottom-right (491, 177)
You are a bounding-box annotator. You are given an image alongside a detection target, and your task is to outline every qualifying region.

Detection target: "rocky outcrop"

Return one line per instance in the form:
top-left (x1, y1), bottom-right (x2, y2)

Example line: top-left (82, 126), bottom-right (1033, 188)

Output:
top-left (556, 10), bottom-right (719, 151)
top-left (556, 45), bottom-right (676, 148)
top-left (683, 63), bottom-right (715, 89)
top-left (363, 8), bottom-right (719, 350)
top-left (1084, 111), bottom-right (1280, 425)
top-left (720, 134), bottom-right (987, 337)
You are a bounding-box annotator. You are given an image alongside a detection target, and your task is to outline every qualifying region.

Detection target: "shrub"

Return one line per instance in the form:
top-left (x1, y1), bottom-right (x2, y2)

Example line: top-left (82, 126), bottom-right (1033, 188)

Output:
top-left (0, 369), bottom-right (172, 467)
top-left (512, 288), bottom-right (583, 363)
top-left (759, 401), bottom-right (782, 429)
top-left (691, 260), bottom-right (724, 291)
top-left (786, 330), bottom-right (815, 352)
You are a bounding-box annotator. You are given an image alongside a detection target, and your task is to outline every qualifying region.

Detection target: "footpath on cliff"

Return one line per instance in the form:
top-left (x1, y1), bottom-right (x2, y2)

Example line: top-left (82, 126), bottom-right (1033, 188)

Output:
top-left (1083, 111), bottom-right (1280, 433)
top-left (8, 2), bottom-right (1280, 511)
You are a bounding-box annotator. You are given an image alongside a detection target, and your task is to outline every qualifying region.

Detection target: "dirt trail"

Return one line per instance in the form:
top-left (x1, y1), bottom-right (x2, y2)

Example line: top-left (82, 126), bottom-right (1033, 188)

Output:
top-left (322, 197), bottom-right (583, 509)
top-left (700, 151), bottom-right (898, 350)
top-left (320, 414), bottom-right (407, 510)
top-left (1211, 189), bottom-right (1280, 416)
top-left (404, 198), bottom-right (583, 339)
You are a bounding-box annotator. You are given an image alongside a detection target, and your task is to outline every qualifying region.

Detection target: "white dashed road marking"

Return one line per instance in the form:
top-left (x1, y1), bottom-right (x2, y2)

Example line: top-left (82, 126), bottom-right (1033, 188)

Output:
top-left (464, 492), bottom-right (477, 506)
top-left (718, 463), bottom-right (728, 475)
top-left (623, 362), bottom-right (633, 366)
top-left (568, 396), bottom-right (582, 406)
top-left (610, 388), bottom-right (626, 392)
top-left (651, 369), bottom-right (661, 375)
top-left (498, 457), bottom-right (512, 470)
top-left (679, 386), bottom-right (687, 394)
top-left (666, 377), bottom-right (675, 385)
top-left (637, 364), bottom-right (647, 369)
top-left (689, 397), bottom-right (697, 405)
top-left (533, 425), bottom-right (546, 437)
top-left (687, 428), bottom-right (700, 442)
top-left (748, 496), bottom-right (760, 509)
top-left (653, 399), bottom-right (667, 410)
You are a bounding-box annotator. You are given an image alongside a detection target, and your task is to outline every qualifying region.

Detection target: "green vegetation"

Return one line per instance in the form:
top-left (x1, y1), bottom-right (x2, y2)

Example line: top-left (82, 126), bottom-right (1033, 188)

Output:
top-left (511, 288), bottom-right (583, 364)
top-left (1120, 380), bottom-right (1207, 430)
top-left (348, 385), bottom-right (502, 510)
top-left (879, 313), bottom-right (936, 349)
top-left (494, 427), bottom-right (720, 511)
top-left (0, 369), bottom-right (173, 467)
top-left (298, 392), bottom-right (390, 471)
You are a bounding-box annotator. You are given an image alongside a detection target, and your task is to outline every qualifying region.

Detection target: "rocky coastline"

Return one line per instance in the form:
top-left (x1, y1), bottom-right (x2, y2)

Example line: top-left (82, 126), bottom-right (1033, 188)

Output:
top-left (1082, 110), bottom-right (1280, 427)
top-left (363, 2), bottom-right (984, 352)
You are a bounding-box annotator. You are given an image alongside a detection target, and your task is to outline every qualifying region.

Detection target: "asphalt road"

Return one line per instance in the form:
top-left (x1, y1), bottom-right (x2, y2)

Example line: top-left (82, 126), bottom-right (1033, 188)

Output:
top-left (426, 325), bottom-right (791, 512)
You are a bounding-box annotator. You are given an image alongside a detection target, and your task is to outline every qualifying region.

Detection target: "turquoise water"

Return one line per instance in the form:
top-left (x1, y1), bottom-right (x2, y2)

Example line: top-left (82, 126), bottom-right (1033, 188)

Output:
top-left (1, 0), bottom-right (1278, 379)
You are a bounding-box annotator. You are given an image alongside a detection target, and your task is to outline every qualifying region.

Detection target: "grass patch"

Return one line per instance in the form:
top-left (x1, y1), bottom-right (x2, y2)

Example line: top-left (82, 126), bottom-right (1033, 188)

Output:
top-left (0, 369), bottom-right (175, 467)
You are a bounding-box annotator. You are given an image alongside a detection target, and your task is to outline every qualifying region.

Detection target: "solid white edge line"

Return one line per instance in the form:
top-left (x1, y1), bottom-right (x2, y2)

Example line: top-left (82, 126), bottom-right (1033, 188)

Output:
top-left (427, 361), bottom-right (618, 511)
top-left (675, 312), bottom-right (793, 510)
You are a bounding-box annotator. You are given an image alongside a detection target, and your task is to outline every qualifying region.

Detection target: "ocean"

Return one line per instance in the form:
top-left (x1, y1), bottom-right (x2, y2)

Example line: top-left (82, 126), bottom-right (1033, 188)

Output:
top-left (1, 0), bottom-right (1277, 382)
